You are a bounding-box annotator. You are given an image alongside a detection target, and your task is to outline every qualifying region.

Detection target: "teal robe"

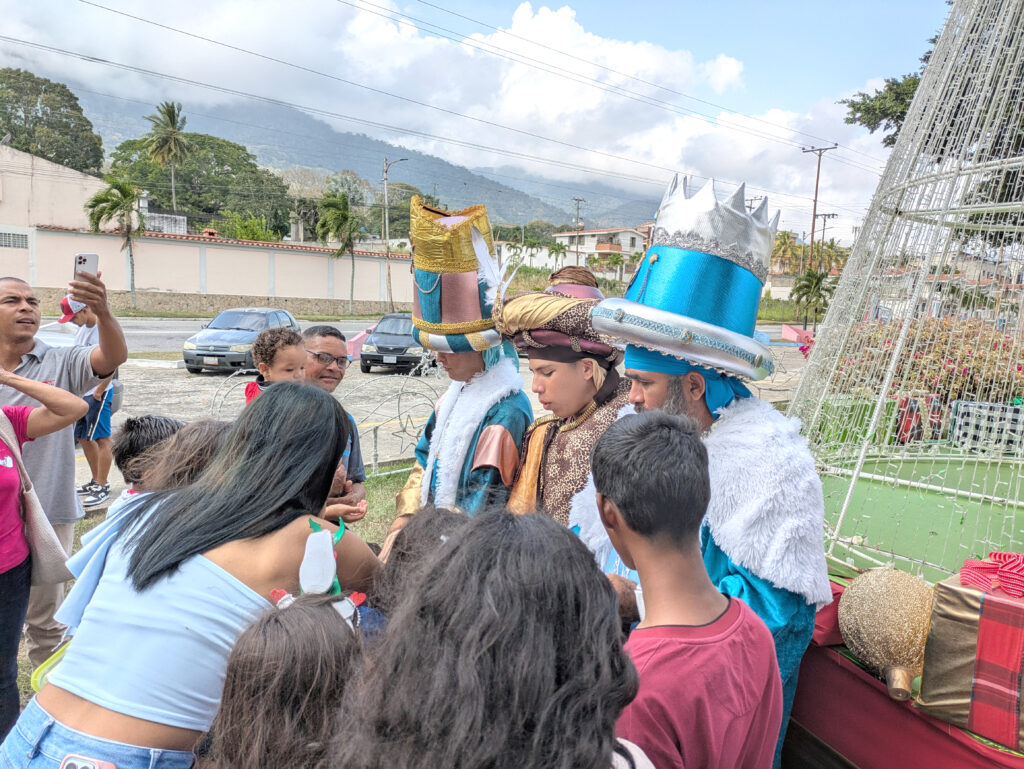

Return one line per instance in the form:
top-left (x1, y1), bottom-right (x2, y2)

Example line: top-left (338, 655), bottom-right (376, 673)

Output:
top-left (415, 391), bottom-right (533, 515)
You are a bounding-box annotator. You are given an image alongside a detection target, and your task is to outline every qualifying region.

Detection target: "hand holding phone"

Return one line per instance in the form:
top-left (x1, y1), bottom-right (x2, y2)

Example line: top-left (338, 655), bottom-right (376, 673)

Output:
top-left (73, 253), bottom-right (99, 281)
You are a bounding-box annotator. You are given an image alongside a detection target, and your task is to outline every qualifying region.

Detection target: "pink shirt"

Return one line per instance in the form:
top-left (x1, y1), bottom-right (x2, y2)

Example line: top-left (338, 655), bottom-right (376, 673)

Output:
top-left (0, 405), bottom-right (33, 573)
top-left (617, 598), bottom-right (783, 769)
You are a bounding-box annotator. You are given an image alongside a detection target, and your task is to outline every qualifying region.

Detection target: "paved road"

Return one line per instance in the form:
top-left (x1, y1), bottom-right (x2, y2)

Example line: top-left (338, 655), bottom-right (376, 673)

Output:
top-left (39, 317), bottom-right (380, 353)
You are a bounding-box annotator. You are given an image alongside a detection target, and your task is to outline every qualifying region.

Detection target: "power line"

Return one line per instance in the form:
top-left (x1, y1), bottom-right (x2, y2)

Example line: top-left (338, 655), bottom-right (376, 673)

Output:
top-left (0, 36), bottom-right (873, 224)
top-left (331, 0), bottom-right (883, 175)
top-left (410, 0), bottom-right (888, 166)
top-left (0, 33), bottom-right (872, 219)
top-left (78, 0), bottom-right (736, 180)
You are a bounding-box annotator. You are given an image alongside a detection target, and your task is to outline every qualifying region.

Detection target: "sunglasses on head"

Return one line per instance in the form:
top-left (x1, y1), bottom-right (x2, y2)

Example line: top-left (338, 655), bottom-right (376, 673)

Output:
top-left (305, 349), bottom-right (350, 369)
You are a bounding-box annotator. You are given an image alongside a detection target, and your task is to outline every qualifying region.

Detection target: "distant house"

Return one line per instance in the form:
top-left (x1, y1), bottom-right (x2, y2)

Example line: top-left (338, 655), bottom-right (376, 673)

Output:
top-left (552, 226), bottom-right (648, 268)
top-left (139, 196), bottom-right (188, 235)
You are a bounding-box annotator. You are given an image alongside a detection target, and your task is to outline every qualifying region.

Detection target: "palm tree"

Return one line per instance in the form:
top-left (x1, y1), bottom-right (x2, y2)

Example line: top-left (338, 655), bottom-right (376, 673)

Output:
top-left (85, 177), bottom-right (145, 308)
top-left (605, 251), bottom-right (625, 282)
top-left (772, 230), bottom-right (797, 275)
top-left (790, 269), bottom-right (836, 332)
top-left (317, 194), bottom-right (363, 315)
top-left (143, 101), bottom-right (193, 211)
top-left (548, 241), bottom-right (567, 268)
top-left (627, 250), bottom-right (644, 278)
top-left (505, 242), bottom-right (524, 271)
top-left (524, 237), bottom-right (542, 268)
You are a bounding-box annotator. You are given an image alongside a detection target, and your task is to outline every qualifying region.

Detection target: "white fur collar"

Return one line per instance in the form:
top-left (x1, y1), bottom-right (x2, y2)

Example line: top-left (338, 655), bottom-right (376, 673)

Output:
top-left (703, 398), bottom-right (831, 607)
top-left (422, 356), bottom-right (523, 509)
top-left (569, 404), bottom-right (636, 565)
top-left (569, 398), bottom-right (831, 608)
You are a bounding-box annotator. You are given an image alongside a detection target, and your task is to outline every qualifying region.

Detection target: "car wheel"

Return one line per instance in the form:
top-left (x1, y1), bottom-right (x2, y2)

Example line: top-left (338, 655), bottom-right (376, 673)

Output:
top-left (360, 361), bottom-right (371, 374)
top-left (186, 365), bottom-right (203, 374)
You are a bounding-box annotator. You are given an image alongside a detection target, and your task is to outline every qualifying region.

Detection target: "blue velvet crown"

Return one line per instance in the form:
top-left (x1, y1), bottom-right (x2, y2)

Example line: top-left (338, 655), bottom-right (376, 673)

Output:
top-left (591, 176), bottom-right (778, 380)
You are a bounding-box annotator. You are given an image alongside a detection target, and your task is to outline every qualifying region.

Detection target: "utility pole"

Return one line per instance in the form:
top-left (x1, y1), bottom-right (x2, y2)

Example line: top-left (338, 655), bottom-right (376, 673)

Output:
top-left (815, 212), bottom-right (838, 271)
top-left (382, 156), bottom-right (407, 313)
top-left (802, 144), bottom-right (837, 276)
top-left (572, 196), bottom-right (586, 266)
top-left (745, 196), bottom-right (764, 212)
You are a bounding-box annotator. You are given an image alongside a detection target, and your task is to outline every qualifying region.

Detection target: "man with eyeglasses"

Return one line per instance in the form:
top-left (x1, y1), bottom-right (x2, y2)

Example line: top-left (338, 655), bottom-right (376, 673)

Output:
top-left (302, 325), bottom-right (366, 522)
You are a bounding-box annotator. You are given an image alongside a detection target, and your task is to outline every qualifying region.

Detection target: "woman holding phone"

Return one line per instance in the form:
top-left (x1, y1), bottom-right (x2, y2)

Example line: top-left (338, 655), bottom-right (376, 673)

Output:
top-left (0, 382), bottom-right (380, 768)
top-left (0, 367), bottom-right (89, 740)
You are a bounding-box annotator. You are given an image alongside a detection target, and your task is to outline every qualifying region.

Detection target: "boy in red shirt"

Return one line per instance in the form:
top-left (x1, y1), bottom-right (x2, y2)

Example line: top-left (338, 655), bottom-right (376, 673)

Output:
top-left (592, 411), bottom-right (783, 769)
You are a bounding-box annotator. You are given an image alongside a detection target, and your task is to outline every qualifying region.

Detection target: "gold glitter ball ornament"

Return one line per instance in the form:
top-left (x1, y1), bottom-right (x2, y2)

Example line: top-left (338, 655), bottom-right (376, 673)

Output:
top-left (838, 568), bottom-right (935, 701)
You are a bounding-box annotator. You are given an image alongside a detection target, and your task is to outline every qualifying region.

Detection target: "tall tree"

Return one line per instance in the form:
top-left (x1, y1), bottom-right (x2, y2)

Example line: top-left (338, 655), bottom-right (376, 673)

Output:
top-left (325, 170), bottom-right (373, 207)
top-left (605, 251), bottom-right (625, 281)
top-left (523, 237), bottom-right (542, 267)
top-left (772, 230), bottom-right (798, 275)
top-left (841, 75), bottom-right (921, 148)
top-left (317, 194), bottom-right (364, 315)
top-left (0, 68), bottom-right (103, 173)
top-left (143, 102), bottom-right (193, 211)
top-left (548, 241), bottom-right (568, 268)
top-left (111, 134), bottom-right (291, 235)
top-left (85, 177), bottom-right (145, 308)
top-left (791, 269), bottom-right (836, 332)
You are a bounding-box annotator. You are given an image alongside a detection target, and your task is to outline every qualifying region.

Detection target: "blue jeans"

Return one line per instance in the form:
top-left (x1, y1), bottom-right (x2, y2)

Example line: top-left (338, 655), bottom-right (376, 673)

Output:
top-left (0, 556), bottom-right (30, 741)
top-left (0, 699), bottom-right (194, 769)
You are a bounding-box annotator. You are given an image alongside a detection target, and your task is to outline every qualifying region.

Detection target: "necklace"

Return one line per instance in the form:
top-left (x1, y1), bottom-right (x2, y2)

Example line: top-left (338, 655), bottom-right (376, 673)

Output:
top-left (559, 401), bottom-right (598, 433)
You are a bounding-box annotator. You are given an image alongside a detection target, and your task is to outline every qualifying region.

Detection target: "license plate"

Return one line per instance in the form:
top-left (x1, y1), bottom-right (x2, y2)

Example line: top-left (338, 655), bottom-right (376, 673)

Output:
top-left (383, 355), bottom-right (397, 364)
top-left (203, 356), bottom-right (219, 365)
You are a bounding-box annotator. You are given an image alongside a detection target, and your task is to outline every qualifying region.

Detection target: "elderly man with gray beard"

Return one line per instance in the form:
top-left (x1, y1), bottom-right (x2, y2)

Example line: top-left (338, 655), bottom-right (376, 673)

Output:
top-left (575, 175), bottom-right (830, 768)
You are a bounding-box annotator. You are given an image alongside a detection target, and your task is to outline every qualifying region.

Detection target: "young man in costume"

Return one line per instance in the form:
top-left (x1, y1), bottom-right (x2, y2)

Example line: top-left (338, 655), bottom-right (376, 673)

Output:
top-left (587, 176), bottom-right (832, 767)
top-left (594, 411), bottom-right (783, 769)
top-left (394, 197), bottom-right (532, 516)
top-left (495, 267), bottom-right (630, 525)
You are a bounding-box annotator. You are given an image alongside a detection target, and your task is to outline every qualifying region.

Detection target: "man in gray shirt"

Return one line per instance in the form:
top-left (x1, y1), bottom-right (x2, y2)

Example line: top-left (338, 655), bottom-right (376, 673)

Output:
top-left (0, 272), bottom-right (127, 666)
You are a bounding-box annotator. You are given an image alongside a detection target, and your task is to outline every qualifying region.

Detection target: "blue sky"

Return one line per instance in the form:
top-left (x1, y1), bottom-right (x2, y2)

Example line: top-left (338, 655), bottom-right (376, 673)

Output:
top-left (407, 0), bottom-right (951, 113)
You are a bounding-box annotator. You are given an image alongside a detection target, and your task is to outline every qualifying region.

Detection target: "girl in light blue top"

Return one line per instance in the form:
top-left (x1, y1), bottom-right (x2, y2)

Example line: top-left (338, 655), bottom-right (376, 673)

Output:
top-left (0, 382), bottom-right (381, 769)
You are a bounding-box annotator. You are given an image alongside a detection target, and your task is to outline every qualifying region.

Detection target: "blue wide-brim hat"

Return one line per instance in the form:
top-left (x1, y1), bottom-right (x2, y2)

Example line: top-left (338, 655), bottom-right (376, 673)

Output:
top-left (591, 176), bottom-right (778, 381)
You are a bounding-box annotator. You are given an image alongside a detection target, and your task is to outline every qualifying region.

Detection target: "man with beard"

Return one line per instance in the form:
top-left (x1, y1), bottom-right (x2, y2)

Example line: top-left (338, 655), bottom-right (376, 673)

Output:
top-left (585, 176), bottom-right (831, 768)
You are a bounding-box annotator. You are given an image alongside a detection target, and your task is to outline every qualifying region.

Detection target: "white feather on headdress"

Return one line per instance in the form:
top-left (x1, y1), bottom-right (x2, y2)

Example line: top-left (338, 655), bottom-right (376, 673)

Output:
top-left (472, 226), bottom-right (518, 306)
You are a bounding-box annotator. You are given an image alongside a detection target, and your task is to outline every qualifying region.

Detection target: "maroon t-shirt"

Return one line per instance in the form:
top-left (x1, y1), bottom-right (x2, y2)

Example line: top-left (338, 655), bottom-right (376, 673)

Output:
top-left (617, 597), bottom-right (783, 769)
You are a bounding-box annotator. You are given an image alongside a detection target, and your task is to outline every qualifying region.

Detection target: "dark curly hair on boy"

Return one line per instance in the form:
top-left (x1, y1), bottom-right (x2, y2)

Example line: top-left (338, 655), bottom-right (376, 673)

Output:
top-left (251, 328), bottom-right (303, 368)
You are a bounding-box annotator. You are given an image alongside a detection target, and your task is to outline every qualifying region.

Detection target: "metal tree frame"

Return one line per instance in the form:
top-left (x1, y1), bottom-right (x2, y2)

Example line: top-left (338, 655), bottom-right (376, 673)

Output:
top-left (790, 0), bottom-right (1024, 582)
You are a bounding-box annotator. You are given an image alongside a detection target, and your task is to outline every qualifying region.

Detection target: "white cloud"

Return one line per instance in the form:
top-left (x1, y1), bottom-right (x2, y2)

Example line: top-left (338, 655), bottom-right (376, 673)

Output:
top-left (0, 0), bottom-right (890, 242)
top-left (703, 54), bottom-right (744, 93)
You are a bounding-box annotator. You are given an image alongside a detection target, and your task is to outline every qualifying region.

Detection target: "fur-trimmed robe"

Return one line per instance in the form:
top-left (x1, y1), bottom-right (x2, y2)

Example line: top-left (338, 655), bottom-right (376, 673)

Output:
top-left (570, 396), bottom-right (831, 769)
top-left (396, 356), bottom-right (533, 515)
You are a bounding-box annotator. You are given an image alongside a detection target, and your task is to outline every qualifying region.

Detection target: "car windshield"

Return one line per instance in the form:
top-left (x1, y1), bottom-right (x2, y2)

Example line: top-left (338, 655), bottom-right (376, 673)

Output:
top-left (375, 317), bottom-right (413, 335)
top-left (208, 311), bottom-right (266, 332)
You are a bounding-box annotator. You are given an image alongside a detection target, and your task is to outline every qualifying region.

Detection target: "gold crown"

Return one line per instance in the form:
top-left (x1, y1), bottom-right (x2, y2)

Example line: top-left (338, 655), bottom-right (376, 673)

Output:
top-left (409, 196), bottom-right (494, 274)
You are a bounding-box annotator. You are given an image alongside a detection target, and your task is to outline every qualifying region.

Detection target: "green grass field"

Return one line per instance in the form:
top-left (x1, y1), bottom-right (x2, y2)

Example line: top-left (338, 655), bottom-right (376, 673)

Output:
top-left (16, 469), bottom-right (409, 707)
top-left (821, 454), bottom-right (1024, 583)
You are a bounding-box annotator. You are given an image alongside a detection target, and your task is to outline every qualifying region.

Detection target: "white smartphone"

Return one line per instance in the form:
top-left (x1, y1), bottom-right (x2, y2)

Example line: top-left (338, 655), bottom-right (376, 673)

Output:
top-left (73, 252), bottom-right (99, 281)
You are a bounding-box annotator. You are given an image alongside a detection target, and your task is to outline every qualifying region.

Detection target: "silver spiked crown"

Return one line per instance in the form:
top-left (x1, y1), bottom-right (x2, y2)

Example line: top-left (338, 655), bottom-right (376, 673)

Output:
top-left (652, 175), bottom-right (780, 283)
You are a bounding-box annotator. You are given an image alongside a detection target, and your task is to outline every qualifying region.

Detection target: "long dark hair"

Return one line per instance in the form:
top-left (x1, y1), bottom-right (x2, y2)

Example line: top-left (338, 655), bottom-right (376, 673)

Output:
top-left (370, 506), bottom-right (468, 615)
top-left (205, 593), bottom-right (362, 769)
top-left (137, 419), bottom-right (231, 491)
top-left (122, 382), bottom-right (349, 590)
top-left (332, 511), bottom-right (638, 769)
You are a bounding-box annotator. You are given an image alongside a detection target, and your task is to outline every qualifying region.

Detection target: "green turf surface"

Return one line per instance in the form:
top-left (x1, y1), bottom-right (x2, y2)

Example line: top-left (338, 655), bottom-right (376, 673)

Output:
top-left (821, 454), bottom-right (1024, 582)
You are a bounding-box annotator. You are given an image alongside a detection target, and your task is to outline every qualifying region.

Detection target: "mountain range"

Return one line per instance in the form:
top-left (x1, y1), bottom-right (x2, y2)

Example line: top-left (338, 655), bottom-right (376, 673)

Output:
top-left (73, 87), bottom-right (659, 229)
